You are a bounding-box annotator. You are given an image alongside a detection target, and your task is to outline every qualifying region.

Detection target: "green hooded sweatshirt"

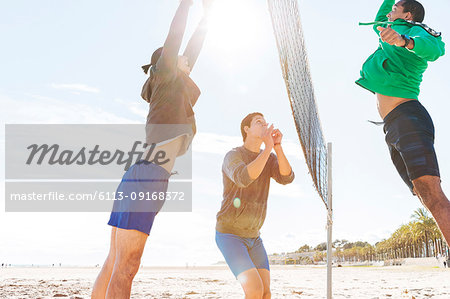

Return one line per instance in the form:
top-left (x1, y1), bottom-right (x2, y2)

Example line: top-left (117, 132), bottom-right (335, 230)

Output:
top-left (356, 0), bottom-right (445, 99)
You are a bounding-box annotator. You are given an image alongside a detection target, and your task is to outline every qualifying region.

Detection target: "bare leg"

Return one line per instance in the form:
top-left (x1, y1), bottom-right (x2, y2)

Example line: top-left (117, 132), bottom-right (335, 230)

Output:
top-left (237, 268), bottom-right (264, 299)
top-left (94, 137), bottom-right (182, 298)
top-left (105, 228), bottom-right (148, 299)
top-left (413, 175), bottom-right (450, 246)
top-left (92, 227), bottom-right (117, 299)
top-left (257, 269), bottom-right (271, 299)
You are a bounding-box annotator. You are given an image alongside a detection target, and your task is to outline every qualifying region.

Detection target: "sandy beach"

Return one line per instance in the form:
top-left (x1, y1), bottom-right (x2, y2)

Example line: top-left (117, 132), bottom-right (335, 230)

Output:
top-left (1, 265), bottom-right (449, 298)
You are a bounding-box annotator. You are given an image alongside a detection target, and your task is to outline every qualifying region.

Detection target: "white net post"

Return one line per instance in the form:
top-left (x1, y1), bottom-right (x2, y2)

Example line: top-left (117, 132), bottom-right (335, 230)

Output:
top-left (327, 143), bottom-right (333, 299)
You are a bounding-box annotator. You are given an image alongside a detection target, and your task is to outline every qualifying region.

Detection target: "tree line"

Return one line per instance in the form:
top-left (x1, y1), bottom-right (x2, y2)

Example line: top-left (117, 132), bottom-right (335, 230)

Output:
top-left (293, 208), bottom-right (449, 263)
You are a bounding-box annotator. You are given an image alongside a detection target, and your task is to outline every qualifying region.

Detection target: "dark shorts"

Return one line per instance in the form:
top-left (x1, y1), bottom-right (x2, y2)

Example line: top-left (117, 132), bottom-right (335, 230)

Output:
top-left (108, 161), bottom-right (171, 235)
top-left (215, 231), bottom-right (270, 277)
top-left (383, 100), bottom-right (440, 194)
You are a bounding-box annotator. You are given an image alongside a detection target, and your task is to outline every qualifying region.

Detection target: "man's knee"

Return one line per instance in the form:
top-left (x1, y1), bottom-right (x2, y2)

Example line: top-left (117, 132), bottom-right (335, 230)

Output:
top-left (263, 289), bottom-right (271, 298)
top-left (245, 285), bottom-right (264, 299)
top-left (115, 251), bottom-right (142, 279)
top-left (104, 253), bottom-right (116, 270)
top-left (413, 176), bottom-right (446, 210)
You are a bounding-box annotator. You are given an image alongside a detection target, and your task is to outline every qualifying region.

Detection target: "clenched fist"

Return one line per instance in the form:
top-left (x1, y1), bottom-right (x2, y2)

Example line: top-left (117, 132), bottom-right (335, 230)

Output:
top-left (377, 26), bottom-right (406, 47)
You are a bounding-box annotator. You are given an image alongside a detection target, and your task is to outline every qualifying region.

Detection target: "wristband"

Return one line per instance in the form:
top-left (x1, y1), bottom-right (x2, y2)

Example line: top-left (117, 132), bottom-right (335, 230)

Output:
top-left (401, 34), bottom-right (411, 48)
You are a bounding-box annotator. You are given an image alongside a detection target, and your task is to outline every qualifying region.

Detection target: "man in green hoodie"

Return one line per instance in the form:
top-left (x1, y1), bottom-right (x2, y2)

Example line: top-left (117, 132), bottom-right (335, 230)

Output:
top-left (356, 0), bottom-right (449, 246)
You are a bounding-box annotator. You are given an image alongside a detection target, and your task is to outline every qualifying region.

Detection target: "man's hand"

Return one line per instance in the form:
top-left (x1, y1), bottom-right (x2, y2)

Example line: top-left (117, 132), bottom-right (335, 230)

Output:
top-left (262, 124), bottom-right (274, 150)
top-left (272, 129), bottom-right (283, 145)
top-left (377, 26), bottom-right (406, 47)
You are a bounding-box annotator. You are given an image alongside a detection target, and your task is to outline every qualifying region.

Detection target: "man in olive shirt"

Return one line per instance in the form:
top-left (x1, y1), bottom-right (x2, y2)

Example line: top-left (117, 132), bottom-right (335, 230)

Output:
top-left (357, 0), bottom-right (449, 246)
top-left (215, 112), bottom-right (294, 299)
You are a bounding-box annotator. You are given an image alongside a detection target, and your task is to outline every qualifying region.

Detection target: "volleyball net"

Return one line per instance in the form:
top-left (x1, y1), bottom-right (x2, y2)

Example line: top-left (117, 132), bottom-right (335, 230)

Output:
top-left (268, 0), bottom-right (328, 207)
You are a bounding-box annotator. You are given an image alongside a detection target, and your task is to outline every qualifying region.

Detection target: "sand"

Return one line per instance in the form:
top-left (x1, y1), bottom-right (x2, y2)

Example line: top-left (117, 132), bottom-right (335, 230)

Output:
top-left (1, 265), bottom-right (449, 298)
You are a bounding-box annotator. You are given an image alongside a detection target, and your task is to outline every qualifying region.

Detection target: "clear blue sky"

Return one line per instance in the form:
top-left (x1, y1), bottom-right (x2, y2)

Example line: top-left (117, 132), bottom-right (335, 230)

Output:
top-left (1, 0), bottom-right (449, 266)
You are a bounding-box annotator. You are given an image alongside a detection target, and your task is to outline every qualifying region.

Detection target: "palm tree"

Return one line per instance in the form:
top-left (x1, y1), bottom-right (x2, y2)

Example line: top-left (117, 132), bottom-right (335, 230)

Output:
top-left (408, 222), bottom-right (421, 258)
top-left (412, 208), bottom-right (436, 257)
top-left (296, 207), bottom-right (447, 263)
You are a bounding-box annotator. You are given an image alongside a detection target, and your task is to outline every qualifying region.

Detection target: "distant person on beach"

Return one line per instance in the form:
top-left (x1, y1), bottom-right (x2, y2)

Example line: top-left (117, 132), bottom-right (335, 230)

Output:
top-left (91, 0), bottom-right (214, 298)
top-left (356, 0), bottom-right (450, 246)
top-left (215, 112), bottom-right (295, 298)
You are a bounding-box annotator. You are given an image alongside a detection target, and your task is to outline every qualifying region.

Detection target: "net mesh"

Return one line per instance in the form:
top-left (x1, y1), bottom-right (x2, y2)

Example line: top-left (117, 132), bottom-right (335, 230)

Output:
top-left (268, 0), bottom-right (328, 206)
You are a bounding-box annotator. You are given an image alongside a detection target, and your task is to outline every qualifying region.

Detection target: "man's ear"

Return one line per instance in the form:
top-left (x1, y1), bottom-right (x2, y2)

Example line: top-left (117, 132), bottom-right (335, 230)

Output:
top-left (244, 126), bottom-right (249, 134)
top-left (405, 12), bottom-right (413, 21)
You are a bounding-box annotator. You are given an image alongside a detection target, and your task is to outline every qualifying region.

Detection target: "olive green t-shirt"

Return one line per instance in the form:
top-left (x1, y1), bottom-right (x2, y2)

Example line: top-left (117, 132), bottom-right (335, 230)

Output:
top-left (216, 146), bottom-right (295, 238)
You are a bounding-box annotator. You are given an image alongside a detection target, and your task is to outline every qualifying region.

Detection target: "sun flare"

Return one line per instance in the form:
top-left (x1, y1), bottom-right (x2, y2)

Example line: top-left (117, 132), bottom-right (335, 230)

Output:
top-left (207, 0), bottom-right (265, 56)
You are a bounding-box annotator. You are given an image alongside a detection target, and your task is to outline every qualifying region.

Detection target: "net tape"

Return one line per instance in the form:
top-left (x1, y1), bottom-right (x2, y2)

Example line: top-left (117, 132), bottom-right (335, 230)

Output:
top-left (268, 0), bottom-right (328, 206)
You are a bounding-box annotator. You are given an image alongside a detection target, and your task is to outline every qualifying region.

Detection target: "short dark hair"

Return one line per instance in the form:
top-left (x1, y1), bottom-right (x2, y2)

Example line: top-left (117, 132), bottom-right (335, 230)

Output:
top-left (240, 112), bottom-right (263, 142)
top-left (399, 0), bottom-right (425, 23)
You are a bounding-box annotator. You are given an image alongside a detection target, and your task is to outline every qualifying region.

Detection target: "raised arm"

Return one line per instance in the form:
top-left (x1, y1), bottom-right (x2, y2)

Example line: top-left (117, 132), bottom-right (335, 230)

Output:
top-left (157, 0), bottom-right (193, 72)
top-left (407, 26), bottom-right (445, 61)
top-left (246, 125), bottom-right (274, 180)
top-left (271, 129), bottom-right (294, 185)
top-left (373, 0), bottom-right (395, 34)
top-left (376, 25), bottom-right (445, 61)
top-left (223, 151), bottom-right (255, 188)
top-left (183, 0), bottom-right (214, 70)
top-left (223, 147), bottom-right (272, 188)
top-left (223, 125), bottom-right (274, 187)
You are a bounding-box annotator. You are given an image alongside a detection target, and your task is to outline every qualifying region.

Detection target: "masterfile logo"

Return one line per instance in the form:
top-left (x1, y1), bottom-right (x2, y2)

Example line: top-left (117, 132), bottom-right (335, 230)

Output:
top-left (4, 124), bottom-right (192, 212)
top-left (25, 141), bottom-right (170, 171)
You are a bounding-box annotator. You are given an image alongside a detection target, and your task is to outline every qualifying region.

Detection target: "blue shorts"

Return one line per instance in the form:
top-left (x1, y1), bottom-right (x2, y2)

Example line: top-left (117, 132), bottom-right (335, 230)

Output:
top-left (215, 231), bottom-right (270, 277)
top-left (383, 100), bottom-right (440, 194)
top-left (108, 161), bottom-right (171, 235)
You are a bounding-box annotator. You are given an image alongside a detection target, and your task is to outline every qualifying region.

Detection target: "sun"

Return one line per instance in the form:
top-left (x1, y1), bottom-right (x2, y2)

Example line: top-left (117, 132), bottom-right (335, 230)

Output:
top-left (206, 0), bottom-right (266, 58)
